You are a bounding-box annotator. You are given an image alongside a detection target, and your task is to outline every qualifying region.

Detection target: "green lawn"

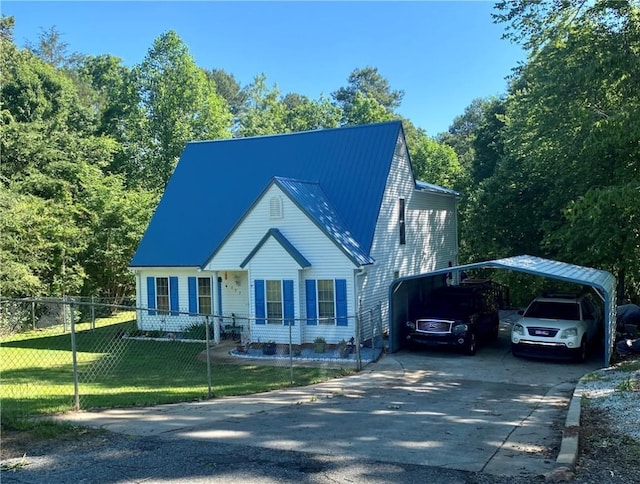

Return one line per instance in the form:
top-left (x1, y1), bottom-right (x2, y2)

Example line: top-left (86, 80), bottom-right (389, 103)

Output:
top-left (1, 312), bottom-right (349, 419)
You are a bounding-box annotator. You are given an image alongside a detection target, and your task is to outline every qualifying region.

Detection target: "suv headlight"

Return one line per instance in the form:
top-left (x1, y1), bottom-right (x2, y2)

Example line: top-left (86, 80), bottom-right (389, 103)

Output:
top-left (452, 323), bottom-right (468, 334)
top-left (406, 321), bottom-right (415, 330)
top-left (512, 324), bottom-right (524, 336)
top-left (560, 327), bottom-right (578, 339)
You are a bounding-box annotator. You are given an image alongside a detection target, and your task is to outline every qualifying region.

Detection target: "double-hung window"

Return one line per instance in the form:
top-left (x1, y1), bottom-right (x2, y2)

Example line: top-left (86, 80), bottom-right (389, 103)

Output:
top-left (254, 279), bottom-right (294, 325)
top-left (266, 280), bottom-right (283, 324)
top-left (188, 276), bottom-right (212, 315)
top-left (156, 277), bottom-right (170, 315)
top-left (147, 276), bottom-right (178, 316)
top-left (305, 279), bottom-right (347, 326)
top-left (317, 280), bottom-right (335, 325)
top-left (198, 277), bottom-right (212, 314)
top-left (399, 198), bottom-right (406, 245)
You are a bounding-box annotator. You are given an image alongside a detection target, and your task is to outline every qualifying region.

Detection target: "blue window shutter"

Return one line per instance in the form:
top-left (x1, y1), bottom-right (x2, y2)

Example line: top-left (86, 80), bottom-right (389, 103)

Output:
top-left (283, 280), bottom-right (294, 326)
top-left (188, 277), bottom-right (197, 315)
top-left (305, 279), bottom-right (317, 325)
top-left (255, 280), bottom-right (265, 324)
top-left (170, 277), bottom-right (179, 316)
top-left (147, 277), bottom-right (156, 316)
top-left (336, 279), bottom-right (348, 326)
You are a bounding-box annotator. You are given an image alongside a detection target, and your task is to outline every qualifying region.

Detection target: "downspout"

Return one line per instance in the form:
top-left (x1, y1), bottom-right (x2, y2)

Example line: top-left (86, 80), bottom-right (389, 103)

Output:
top-left (453, 196), bottom-right (460, 284)
top-left (354, 267), bottom-right (367, 369)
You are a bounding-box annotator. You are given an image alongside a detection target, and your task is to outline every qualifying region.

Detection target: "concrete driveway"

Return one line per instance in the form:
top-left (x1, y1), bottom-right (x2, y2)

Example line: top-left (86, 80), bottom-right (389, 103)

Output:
top-left (56, 322), bottom-right (603, 479)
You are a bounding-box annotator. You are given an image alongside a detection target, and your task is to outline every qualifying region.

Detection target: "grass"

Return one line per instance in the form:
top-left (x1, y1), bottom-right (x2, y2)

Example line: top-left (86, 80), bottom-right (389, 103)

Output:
top-left (617, 359), bottom-right (640, 372)
top-left (1, 312), bottom-right (350, 421)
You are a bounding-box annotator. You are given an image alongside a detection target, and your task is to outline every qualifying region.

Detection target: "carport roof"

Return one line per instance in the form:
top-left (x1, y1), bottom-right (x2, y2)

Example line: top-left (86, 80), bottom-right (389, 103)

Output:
top-left (464, 255), bottom-right (615, 295)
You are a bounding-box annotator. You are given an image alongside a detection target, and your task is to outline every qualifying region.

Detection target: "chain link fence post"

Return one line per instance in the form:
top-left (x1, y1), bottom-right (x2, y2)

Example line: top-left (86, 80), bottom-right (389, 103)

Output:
top-left (205, 315), bottom-right (213, 398)
top-left (70, 301), bottom-right (80, 411)
top-left (288, 319), bottom-right (293, 385)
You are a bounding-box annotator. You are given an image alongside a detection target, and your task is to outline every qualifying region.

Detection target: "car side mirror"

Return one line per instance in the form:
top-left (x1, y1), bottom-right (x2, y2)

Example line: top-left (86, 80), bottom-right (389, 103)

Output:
top-left (518, 310), bottom-right (524, 315)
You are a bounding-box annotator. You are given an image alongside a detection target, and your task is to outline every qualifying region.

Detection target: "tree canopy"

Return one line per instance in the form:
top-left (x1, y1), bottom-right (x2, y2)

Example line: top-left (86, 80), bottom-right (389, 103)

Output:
top-left (2, 5), bottom-right (638, 304)
top-left (449, 0), bottom-right (640, 302)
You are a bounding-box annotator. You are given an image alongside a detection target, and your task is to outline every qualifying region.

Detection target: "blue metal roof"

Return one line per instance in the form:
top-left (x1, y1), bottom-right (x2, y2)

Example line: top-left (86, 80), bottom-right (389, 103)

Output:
top-left (275, 177), bottom-right (374, 266)
top-left (130, 121), bottom-right (403, 268)
top-left (415, 180), bottom-right (461, 197)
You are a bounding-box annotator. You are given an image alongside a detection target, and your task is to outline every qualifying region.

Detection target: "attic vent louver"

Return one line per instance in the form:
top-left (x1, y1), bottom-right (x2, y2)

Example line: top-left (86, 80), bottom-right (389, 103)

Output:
top-left (270, 196), bottom-right (283, 219)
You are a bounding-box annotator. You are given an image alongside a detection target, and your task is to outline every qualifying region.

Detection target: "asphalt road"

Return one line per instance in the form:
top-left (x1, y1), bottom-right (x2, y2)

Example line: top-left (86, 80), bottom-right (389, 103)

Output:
top-left (3, 322), bottom-right (603, 483)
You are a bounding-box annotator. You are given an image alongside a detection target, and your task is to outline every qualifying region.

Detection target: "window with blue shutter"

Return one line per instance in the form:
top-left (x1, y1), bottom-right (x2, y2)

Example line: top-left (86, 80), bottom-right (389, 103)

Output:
top-left (170, 277), bottom-right (179, 315)
top-left (283, 280), bottom-right (294, 326)
top-left (188, 277), bottom-right (197, 315)
top-left (305, 279), bottom-right (317, 325)
top-left (255, 279), bottom-right (265, 324)
top-left (147, 277), bottom-right (156, 316)
top-left (336, 279), bottom-right (348, 326)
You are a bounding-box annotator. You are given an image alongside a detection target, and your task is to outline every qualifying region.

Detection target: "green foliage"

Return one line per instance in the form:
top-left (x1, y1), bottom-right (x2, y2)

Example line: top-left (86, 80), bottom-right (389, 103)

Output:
top-left (4, 6), bottom-right (638, 307)
top-left (183, 322), bottom-right (207, 340)
top-left (457, 2), bottom-right (640, 302)
top-left (410, 133), bottom-right (460, 188)
top-left (332, 66), bottom-right (404, 125)
top-left (126, 30), bottom-right (232, 190)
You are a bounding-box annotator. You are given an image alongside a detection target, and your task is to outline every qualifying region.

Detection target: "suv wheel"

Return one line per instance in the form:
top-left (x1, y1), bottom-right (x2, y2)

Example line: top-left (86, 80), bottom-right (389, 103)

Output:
top-left (464, 332), bottom-right (477, 356)
top-left (574, 336), bottom-right (588, 363)
top-left (511, 343), bottom-right (522, 358)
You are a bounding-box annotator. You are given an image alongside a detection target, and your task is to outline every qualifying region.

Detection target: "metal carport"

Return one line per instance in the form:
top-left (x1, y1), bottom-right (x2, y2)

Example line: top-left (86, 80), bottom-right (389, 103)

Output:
top-left (389, 255), bottom-right (617, 366)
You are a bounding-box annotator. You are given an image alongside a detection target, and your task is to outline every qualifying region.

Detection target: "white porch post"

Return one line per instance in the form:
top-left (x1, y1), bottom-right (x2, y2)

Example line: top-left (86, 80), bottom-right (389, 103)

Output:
top-left (213, 273), bottom-right (221, 344)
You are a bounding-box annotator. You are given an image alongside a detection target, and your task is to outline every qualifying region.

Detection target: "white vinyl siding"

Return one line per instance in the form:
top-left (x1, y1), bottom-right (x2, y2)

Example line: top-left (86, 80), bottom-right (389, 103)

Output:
top-left (363, 134), bottom-right (458, 334)
top-left (205, 184), bottom-right (358, 273)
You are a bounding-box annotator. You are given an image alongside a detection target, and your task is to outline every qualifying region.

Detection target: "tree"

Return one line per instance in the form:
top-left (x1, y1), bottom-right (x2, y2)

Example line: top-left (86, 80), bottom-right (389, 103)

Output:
top-left (126, 30), bottom-right (232, 190)
top-left (236, 74), bottom-right (287, 137)
top-left (25, 25), bottom-right (78, 69)
top-left (237, 75), bottom-right (341, 137)
top-left (281, 93), bottom-right (341, 132)
top-left (0, 19), bottom-right (156, 300)
top-left (477, 0), bottom-right (640, 300)
top-left (546, 184), bottom-right (640, 300)
top-left (332, 67), bottom-right (404, 125)
top-left (207, 68), bottom-right (249, 133)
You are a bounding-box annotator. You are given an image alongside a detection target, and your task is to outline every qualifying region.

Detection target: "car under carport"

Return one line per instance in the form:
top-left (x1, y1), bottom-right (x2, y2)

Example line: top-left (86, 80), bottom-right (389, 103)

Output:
top-left (389, 254), bottom-right (617, 366)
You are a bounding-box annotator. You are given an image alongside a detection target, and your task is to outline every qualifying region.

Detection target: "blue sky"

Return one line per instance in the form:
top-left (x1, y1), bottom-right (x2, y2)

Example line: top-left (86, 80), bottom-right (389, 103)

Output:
top-left (4, 1), bottom-right (525, 136)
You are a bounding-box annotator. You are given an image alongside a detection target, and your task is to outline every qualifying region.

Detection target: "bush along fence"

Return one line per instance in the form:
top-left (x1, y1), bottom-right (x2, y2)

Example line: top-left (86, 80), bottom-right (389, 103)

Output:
top-left (0, 297), bottom-right (385, 421)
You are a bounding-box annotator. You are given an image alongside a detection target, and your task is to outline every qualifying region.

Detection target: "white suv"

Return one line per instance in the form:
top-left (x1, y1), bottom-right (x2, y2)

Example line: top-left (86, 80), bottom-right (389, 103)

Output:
top-left (511, 293), bottom-right (602, 362)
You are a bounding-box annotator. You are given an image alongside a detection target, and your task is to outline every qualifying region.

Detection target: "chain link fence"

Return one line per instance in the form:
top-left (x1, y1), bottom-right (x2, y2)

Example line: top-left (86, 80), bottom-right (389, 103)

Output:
top-left (1, 297), bottom-right (385, 421)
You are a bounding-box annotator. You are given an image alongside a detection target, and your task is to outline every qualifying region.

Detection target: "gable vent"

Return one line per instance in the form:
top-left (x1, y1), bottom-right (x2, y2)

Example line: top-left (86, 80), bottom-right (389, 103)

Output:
top-left (270, 196), bottom-right (283, 219)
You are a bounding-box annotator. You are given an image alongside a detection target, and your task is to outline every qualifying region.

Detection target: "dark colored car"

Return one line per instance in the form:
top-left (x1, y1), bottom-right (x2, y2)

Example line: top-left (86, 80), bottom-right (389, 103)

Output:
top-left (405, 279), bottom-right (507, 355)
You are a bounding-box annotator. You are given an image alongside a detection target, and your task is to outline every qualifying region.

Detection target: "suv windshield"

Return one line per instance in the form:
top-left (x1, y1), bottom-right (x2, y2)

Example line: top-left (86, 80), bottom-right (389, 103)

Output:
top-left (430, 293), bottom-right (473, 311)
top-left (524, 301), bottom-right (580, 321)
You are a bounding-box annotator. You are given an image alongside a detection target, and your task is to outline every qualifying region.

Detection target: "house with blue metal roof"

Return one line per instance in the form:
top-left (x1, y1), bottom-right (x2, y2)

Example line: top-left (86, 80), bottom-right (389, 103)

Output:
top-left (130, 121), bottom-right (460, 347)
